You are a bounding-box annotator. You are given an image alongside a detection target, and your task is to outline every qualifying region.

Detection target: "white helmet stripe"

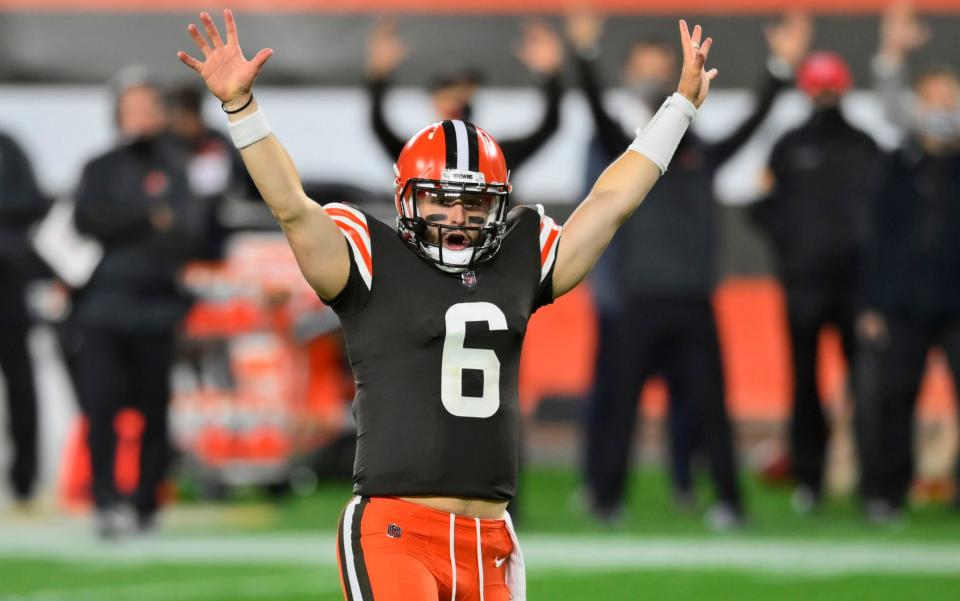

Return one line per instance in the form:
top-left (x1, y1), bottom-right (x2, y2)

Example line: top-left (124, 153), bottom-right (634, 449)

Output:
top-left (452, 120), bottom-right (470, 172)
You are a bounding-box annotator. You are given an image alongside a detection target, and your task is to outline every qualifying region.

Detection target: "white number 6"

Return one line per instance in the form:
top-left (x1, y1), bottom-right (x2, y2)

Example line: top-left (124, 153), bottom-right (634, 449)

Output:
top-left (441, 302), bottom-right (507, 418)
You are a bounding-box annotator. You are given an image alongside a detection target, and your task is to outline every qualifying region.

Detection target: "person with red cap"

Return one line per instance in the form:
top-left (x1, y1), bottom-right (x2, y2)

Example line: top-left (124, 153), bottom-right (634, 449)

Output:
top-left (750, 50), bottom-right (882, 515)
top-left (796, 51), bottom-right (853, 99)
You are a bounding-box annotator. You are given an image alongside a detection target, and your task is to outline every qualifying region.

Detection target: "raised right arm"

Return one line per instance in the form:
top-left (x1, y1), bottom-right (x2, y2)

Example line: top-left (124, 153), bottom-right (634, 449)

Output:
top-left (177, 9), bottom-right (350, 300)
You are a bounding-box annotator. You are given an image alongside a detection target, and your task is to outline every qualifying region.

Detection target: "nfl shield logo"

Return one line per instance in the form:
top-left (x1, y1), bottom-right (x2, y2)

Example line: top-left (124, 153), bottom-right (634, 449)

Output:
top-left (386, 524), bottom-right (402, 538)
top-left (461, 270), bottom-right (477, 288)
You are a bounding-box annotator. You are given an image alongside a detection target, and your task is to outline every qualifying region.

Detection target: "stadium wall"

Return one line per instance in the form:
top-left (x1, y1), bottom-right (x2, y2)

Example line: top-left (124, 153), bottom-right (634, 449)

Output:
top-left (0, 10), bottom-right (959, 87)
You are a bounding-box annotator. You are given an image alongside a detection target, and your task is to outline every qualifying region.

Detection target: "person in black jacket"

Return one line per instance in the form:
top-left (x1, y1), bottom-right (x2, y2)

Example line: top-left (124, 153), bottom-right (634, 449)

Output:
top-left (750, 52), bottom-right (881, 513)
top-left (167, 85), bottom-right (259, 260)
top-left (0, 130), bottom-right (48, 504)
top-left (73, 76), bottom-right (203, 537)
top-left (566, 10), bottom-right (810, 527)
top-left (365, 18), bottom-right (563, 169)
top-left (857, 62), bottom-right (960, 523)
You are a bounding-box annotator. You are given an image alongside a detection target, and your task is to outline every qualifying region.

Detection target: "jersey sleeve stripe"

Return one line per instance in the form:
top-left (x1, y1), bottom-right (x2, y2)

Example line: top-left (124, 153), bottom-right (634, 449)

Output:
top-left (538, 212), bottom-right (562, 283)
top-left (538, 215), bottom-right (557, 248)
top-left (332, 217), bottom-right (373, 290)
top-left (324, 203), bottom-right (373, 291)
top-left (540, 225), bottom-right (560, 263)
top-left (330, 216), bottom-right (372, 258)
top-left (325, 205), bottom-right (370, 237)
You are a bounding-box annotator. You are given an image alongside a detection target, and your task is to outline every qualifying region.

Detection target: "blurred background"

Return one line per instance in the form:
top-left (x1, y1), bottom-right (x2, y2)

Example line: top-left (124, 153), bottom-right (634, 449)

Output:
top-left (1, 0), bottom-right (960, 599)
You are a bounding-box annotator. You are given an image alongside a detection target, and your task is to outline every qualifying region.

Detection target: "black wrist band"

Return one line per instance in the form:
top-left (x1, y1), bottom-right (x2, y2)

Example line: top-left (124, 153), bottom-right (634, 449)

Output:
top-left (221, 94), bottom-right (254, 114)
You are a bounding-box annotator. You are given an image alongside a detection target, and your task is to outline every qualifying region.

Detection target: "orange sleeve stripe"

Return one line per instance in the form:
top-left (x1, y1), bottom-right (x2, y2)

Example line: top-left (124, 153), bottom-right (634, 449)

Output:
top-left (325, 207), bottom-right (370, 237)
top-left (339, 222), bottom-right (373, 275)
top-left (540, 226), bottom-right (560, 267)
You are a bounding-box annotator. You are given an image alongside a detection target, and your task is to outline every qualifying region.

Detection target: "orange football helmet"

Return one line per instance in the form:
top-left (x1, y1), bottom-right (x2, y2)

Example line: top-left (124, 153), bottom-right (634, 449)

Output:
top-left (394, 120), bottom-right (511, 272)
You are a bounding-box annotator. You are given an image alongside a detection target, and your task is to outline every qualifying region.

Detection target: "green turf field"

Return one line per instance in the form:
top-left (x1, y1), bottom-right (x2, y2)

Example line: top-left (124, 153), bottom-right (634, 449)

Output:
top-left (4, 560), bottom-right (960, 601)
top-left (3, 468), bottom-right (960, 600)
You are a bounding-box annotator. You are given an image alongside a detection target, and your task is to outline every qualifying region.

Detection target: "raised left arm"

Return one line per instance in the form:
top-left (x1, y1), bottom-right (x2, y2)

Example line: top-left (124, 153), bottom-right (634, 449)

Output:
top-left (551, 20), bottom-right (716, 297)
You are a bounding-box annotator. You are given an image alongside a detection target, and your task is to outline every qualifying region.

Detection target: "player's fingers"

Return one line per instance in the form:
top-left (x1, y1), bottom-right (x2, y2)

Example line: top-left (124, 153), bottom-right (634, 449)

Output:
top-left (700, 37), bottom-right (714, 61)
top-left (200, 11), bottom-right (225, 48)
top-left (177, 50), bottom-right (202, 73)
top-left (705, 67), bottom-right (719, 81)
top-left (678, 19), bottom-right (692, 63)
top-left (224, 8), bottom-right (239, 45)
top-left (692, 49), bottom-right (705, 72)
top-left (188, 23), bottom-right (211, 57)
top-left (250, 48), bottom-right (274, 72)
top-left (691, 23), bottom-right (702, 48)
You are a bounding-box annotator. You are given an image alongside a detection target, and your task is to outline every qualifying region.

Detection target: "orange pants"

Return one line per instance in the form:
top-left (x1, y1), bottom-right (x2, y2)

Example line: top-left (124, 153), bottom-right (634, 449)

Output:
top-left (336, 496), bottom-right (521, 601)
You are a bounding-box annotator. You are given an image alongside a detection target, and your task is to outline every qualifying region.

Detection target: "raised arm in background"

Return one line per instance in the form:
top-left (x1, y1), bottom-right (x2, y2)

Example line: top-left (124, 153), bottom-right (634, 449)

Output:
top-left (872, 1), bottom-right (930, 130)
top-left (552, 20), bottom-right (716, 297)
top-left (566, 10), bottom-right (634, 153)
top-left (566, 10), bottom-right (808, 168)
top-left (497, 21), bottom-right (564, 170)
top-left (364, 18), bottom-right (563, 168)
top-left (704, 11), bottom-right (810, 165)
top-left (365, 19), bottom-right (410, 161)
top-left (177, 9), bottom-right (350, 300)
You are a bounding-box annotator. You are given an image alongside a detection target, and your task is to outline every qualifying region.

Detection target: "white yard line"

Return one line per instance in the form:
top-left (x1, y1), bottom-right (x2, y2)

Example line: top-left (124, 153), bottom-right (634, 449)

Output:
top-left (2, 525), bottom-right (960, 576)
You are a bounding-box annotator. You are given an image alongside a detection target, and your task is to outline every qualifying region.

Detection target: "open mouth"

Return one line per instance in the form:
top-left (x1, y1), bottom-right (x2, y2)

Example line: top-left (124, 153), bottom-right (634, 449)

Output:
top-left (442, 232), bottom-right (471, 250)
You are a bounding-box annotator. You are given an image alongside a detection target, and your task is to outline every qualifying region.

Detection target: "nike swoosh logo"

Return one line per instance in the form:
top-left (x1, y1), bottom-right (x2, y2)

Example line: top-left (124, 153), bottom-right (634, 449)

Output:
top-left (495, 555), bottom-right (507, 568)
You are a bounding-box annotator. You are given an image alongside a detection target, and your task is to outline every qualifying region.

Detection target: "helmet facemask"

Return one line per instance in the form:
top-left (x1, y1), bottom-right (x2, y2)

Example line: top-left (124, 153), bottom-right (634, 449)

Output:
top-left (397, 173), bottom-right (510, 273)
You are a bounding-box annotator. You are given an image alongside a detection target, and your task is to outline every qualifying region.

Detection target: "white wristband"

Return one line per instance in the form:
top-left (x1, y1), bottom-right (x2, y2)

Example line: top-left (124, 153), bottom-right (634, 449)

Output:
top-left (228, 107), bottom-right (271, 149)
top-left (627, 92), bottom-right (697, 174)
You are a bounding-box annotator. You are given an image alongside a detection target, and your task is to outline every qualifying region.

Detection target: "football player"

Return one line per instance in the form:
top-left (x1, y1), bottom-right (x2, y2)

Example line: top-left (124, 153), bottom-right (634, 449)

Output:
top-left (178, 10), bottom-right (716, 600)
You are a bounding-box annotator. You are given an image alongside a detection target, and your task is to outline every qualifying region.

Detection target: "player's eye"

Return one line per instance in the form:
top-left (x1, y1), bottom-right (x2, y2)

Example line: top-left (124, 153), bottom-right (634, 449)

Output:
top-left (417, 190), bottom-right (491, 211)
top-left (416, 191), bottom-right (446, 205)
top-left (462, 195), bottom-right (492, 210)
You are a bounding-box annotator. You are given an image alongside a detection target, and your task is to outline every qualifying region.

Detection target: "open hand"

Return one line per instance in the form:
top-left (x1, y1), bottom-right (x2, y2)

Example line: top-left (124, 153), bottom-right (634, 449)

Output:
top-left (676, 20), bottom-right (717, 109)
top-left (565, 9), bottom-right (604, 53)
top-left (367, 19), bottom-right (409, 79)
top-left (765, 11), bottom-right (812, 68)
top-left (880, 1), bottom-right (930, 65)
top-left (176, 9), bottom-right (273, 108)
top-left (516, 21), bottom-right (564, 75)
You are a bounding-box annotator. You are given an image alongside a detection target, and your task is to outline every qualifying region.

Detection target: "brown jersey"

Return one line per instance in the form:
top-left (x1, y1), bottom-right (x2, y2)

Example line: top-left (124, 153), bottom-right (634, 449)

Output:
top-left (323, 202), bottom-right (562, 500)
